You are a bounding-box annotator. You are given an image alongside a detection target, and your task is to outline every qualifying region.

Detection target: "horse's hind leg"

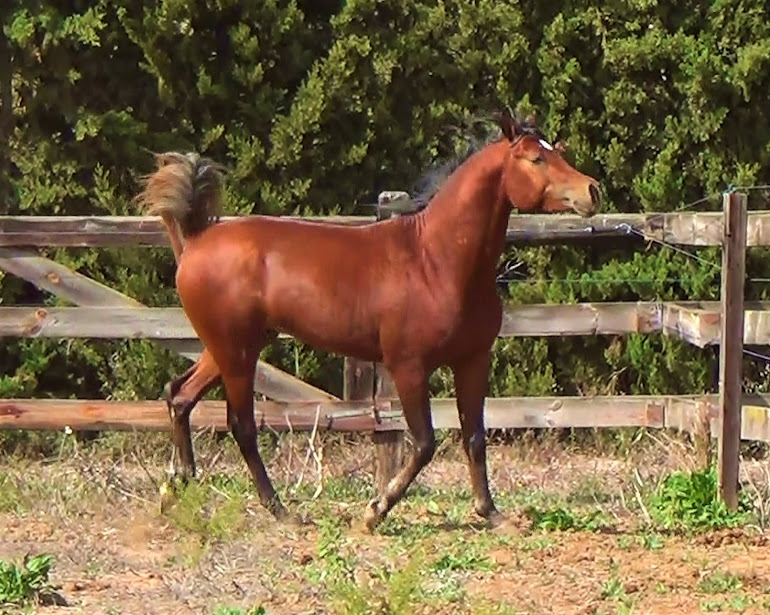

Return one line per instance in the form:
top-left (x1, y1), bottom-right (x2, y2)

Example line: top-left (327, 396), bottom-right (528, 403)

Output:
top-left (364, 363), bottom-right (434, 532)
top-left (453, 349), bottom-right (500, 522)
top-left (221, 361), bottom-right (287, 520)
top-left (163, 349), bottom-right (221, 481)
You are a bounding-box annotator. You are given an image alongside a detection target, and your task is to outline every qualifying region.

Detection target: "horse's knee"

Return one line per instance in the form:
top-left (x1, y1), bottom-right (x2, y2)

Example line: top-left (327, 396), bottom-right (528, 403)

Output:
top-left (416, 431), bottom-right (436, 466)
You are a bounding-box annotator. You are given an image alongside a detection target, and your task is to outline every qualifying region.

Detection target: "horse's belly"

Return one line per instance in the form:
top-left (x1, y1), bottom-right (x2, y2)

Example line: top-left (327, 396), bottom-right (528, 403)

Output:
top-left (265, 287), bottom-right (382, 361)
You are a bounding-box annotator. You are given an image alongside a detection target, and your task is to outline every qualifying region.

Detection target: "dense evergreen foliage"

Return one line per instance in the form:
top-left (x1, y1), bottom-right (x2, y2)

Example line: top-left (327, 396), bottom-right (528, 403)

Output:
top-left (2, 0), bottom-right (770, 406)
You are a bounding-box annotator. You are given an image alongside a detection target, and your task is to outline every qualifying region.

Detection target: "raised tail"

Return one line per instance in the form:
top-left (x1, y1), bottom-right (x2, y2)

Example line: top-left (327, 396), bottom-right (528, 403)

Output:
top-left (134, 152), bottom-right (225, 263)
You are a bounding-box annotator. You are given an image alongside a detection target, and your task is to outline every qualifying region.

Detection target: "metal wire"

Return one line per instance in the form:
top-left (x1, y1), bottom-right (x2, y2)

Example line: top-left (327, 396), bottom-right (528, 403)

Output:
top-left (620, 225), bottom-right (721, 269)
top-left (743, 348), bottom-right (770, 363)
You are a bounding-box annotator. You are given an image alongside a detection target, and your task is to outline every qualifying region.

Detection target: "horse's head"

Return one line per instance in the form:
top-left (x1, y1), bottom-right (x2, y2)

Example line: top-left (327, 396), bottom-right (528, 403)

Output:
top-left (498, 109), bottom-right (601, 218)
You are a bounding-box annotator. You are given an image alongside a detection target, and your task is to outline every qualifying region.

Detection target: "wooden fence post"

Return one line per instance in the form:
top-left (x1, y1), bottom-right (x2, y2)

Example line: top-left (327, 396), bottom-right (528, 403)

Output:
top-left (343, 357), bottom-right (404, 492)
top-left (373, 366), bottom-right (404, 493)
top-left (718, 191), bottom-right (747, 509)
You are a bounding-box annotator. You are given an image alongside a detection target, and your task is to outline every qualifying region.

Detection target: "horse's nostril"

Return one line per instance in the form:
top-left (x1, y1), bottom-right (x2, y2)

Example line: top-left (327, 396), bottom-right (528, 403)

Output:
top-left (589, 184), bottom-right (601, 207)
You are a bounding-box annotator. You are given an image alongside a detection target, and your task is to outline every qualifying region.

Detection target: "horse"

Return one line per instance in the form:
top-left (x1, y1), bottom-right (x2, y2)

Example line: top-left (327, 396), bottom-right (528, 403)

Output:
top-left (135, 108), bottom-right (602, 531)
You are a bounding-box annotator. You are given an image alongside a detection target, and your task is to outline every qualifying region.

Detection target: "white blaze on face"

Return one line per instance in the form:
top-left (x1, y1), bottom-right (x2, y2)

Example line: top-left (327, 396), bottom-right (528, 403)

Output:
top-left (539, 139), bottom-right (554, 151)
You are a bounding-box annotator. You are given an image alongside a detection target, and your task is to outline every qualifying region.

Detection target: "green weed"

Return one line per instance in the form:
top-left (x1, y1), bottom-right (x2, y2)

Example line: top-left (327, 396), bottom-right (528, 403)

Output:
top-left (617, 533), bottom-right (665, 551)
top-left (472, 601), bottom-right (523, 615)
top-left (648, 467), bottom-right (752, 532)
top-left (212, 607), bottom-right (266, 615)
top-left (161, 477), bottom-right (250, 543)
top-left (431, 549), bottom-right (494, 573)
top-left (0, 472), bottom-right (24, 514)
top-left (697, 571), bottom-right (744, 594)
top-left (520, 535), bottom-right (556, 551)
top-left (524, 505), bottom-right (609, 532)
top-left (700, 595), bottom-right (755, 612)
top-left (600, 563), bottom-right (637, 614)
top-left (0, 554), bottom-right (54, 607)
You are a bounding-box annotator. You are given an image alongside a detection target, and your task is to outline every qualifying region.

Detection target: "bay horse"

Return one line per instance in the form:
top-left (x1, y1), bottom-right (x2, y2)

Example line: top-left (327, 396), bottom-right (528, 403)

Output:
top-left (135, 108), bottom-right (602, 531)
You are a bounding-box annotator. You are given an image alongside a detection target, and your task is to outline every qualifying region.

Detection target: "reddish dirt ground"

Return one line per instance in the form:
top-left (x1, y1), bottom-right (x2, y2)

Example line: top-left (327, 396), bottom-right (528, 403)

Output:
top-left (1, 434), bottom-right (769, 614)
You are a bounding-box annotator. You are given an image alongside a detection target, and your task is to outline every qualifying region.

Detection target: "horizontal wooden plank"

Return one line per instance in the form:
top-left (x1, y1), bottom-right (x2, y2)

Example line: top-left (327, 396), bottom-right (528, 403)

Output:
top-left (429, 395), bottom-right (667, 430)
top-left (499, 302), bottom-right (661, 337)
top-left (0, 303), bottom-right (659, 341)
top-left (661, 301), bottom-right (770, 347)
top-left (0, 303), bottom-right (663, 340)
top-left (663, 394), bottom-right (770, 442)
top-left (0, 306), bottom-right (192, 339)
top-left (3, 393), bottom-right (770, 441)
top-left (7, 302), bottom-right (770, 347)
top-left (0, 215), bottom-right (374, 248)
top-left (5, 301), bottom-right (770, 343)
top-left (2, 210), bottom-right (770, 247)
top-left (0, 399), bottom-right (392, 432)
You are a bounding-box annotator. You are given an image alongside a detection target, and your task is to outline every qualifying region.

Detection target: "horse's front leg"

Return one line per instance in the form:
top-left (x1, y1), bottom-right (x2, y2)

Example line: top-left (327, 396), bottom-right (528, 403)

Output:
top-left (452, 348), bottom-right (501, 523)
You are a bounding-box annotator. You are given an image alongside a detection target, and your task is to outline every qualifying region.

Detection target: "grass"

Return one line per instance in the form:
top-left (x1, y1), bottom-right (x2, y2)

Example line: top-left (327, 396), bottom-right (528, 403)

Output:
top-left (212, 607), bottom-right (266, 615)
top-left (0, 553), bottom-right (55, 609)
top-left (697, 571), bottom-right (745, 594)
top-left (600, 564), bottom-right (637, 615)
top-left (523, 504), bottom-right (611, 532)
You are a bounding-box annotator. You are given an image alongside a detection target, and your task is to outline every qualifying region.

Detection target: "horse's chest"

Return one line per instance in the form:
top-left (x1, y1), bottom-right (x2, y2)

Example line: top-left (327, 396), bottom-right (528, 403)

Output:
top-left (423, 293), bottom-right (502, 356)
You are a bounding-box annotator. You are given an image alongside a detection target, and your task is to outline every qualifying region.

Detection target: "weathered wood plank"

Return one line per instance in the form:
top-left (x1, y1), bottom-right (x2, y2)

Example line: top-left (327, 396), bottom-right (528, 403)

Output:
top-left (4, 394), bottom-right (770, 440)
top-left (0, 306), bottom-right (192, 339)
top-left (499, 302), bottom-right (661, 337)
top-left (0, 303), bottom-right (666, 340)
top-left (0, 398), bottom-right (390, 432)
top-left (9, 301), bottom-right (770, 346)
top-left (0, 215), bottom-right (374, 248)
top-left (741, 404), bottom-right (770, 442)
top-left (0, 248), bottom-right (338, 402)
top-left (4, 211), bottom-right (770, 247)
top-left (429, 396), bottom-right (667, 430)
top-left (661, 301), bottom-right (770, 347)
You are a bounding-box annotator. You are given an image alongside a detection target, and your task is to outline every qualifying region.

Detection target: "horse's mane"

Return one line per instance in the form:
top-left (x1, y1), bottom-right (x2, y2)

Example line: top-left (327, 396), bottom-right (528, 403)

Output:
top-left (411, 110), bottom-right (545, 208)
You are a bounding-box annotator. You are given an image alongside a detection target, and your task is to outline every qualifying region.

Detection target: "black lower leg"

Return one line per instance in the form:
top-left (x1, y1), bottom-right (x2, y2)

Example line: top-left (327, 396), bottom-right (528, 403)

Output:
top-left (454, 351), bottom-right (498, 519)
top-left (224, 375), bottom-right (287, 520)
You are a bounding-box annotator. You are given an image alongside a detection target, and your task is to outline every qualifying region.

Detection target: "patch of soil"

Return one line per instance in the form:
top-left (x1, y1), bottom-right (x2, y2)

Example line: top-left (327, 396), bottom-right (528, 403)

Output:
top-left (1, 444), bottom-right (769, 614)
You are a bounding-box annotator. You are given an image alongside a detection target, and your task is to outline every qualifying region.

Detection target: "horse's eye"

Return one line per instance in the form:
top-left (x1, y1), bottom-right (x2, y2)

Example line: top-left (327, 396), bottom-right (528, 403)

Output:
top-left (533, 155), bottom-right (545, 165)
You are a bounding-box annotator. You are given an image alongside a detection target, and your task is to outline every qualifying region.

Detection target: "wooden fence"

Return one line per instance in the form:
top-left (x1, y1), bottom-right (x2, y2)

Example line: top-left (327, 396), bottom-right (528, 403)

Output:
top-left (0, 192), bottom-right (764, 505)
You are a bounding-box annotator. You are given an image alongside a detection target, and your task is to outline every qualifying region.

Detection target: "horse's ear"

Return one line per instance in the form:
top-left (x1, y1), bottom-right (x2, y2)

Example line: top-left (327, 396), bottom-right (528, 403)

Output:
top-left (554, 140), bottom-right (567, 154)
top-left (500, 106), bottom-right (517, 141)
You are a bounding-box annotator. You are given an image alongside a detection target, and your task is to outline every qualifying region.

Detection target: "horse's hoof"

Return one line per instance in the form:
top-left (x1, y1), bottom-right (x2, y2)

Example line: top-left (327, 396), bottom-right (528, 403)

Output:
top-left (364, 497), bottom-right (386, 533)
top-left (286, 511), bottom-right (313, 528)
top-left (270, 504), bottom-right (291, 522)
top-left (486, 509), bottom-right (507, 529)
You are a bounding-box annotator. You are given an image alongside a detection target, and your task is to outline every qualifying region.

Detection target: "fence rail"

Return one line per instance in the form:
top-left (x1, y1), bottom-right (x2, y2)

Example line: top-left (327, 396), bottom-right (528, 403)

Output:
top-left (3, 210), bottom-right (770, 246)
top-left (2, 394), bottom-right (769, 442)
top-left (4, 301), bottom-right (770, 347)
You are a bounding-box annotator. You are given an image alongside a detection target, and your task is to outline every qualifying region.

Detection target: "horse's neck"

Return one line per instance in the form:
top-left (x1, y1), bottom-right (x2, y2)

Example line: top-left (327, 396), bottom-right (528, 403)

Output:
top-left (417, 144), bottom-right (510, 292)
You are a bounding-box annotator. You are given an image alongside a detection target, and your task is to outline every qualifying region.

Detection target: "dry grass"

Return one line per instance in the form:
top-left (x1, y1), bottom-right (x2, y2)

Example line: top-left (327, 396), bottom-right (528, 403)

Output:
top-left (1, 428), bottom-right (770, 614)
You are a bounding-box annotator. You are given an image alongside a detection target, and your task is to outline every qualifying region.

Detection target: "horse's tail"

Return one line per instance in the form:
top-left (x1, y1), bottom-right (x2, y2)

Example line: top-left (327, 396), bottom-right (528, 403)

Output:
top-left (134, 152), bottom-right (225, 264)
